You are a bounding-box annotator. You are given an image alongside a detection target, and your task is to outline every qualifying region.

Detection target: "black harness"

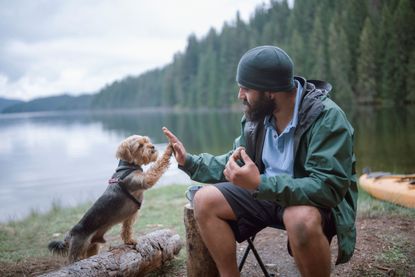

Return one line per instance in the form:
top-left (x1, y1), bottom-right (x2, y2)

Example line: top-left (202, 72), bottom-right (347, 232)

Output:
top-left (108, 160), bottom-right (143, 209)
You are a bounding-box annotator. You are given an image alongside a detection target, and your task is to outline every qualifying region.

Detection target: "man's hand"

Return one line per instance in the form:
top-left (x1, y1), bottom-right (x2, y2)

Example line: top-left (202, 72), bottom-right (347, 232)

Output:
top-left (162, 127), bottom-right (187, 166)
top-left (224, 148), bottom-right (260, 190)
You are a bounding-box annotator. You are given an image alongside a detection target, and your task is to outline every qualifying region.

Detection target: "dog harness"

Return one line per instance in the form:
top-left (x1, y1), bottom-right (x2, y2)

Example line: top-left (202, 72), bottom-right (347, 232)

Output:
top-left (108, 160), bottom-right (143, 209)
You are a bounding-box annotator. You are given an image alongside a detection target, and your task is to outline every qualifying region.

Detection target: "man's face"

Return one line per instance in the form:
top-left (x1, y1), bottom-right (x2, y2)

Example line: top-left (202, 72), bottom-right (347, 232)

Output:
top-left (238, 86), bottom-right (275, 122)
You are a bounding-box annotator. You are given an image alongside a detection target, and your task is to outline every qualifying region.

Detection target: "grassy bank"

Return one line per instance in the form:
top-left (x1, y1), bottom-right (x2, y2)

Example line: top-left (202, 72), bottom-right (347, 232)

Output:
top-left (357, 188), bottom-right (415, 218)
top-left (0, 184), bottom-right (188, 263)
top-left (1, 184), bottom-right (414, 275)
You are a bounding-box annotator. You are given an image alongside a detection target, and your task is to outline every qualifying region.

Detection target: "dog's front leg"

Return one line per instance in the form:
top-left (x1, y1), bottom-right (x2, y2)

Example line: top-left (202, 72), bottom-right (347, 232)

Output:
top-left (142, 144), bottom-right (173, 187)
top-left (128, 145), bottom-right (172, 190)
top-left (121, 210), bottom-right (139, 244)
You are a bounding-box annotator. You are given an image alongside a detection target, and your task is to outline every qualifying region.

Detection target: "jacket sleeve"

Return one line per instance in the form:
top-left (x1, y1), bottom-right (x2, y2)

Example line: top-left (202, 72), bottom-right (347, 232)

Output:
top-left (179, 135), bottom-right (244, 184)
top-left (254, 109), bottom-right (355, 208)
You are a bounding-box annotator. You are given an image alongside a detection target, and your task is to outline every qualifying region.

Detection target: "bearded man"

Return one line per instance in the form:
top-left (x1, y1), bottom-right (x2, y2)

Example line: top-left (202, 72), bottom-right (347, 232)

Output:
top-left (163, 45), bottom-right (357, 277)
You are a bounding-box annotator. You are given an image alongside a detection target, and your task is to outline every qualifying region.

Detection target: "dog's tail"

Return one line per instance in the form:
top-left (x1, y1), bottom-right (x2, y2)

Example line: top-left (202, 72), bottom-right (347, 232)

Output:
top-left (48, 235), bottom-right (69, 256)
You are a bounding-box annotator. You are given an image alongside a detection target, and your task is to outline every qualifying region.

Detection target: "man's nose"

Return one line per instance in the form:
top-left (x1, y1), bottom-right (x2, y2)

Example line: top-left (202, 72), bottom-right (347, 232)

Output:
top-left (238, 88), bottom-right (246, 99)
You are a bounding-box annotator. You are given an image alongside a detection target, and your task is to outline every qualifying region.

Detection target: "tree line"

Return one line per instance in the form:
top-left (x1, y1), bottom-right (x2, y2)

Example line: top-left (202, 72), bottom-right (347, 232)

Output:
top-left (28, 0), bottom-right (415, 111)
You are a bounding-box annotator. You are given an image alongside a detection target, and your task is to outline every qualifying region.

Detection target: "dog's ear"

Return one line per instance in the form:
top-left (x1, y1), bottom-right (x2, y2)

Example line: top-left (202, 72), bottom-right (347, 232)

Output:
top-left (130, 138), bottom-right (144, 155)
top-left (116, 140), bottom-right (133, 162)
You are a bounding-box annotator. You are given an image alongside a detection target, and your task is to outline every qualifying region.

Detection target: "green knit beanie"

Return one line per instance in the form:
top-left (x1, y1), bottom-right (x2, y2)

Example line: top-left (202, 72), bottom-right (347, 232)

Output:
top-left (236, 45), bottom-right (295, 92)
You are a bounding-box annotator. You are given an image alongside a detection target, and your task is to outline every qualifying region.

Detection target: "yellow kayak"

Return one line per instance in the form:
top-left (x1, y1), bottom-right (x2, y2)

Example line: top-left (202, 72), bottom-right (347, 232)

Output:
top-left (359, 172), bottom-right (415, 208)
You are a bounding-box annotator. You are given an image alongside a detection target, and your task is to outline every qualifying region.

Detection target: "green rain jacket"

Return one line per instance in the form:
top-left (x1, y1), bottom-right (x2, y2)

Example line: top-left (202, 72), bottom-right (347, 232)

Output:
top-left (180, 77), bottom-right (357, 264)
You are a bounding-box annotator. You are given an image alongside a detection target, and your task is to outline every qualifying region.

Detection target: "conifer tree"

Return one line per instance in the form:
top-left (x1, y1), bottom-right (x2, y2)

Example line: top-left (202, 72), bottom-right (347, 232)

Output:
top-left (391, 0), bottom-right (415, 103)
top-left (379, 5), bottom-right (398, 104)
top-left (356, 17), bottom-right (377, 104)
top-left (182, 34), bottom-right (199, 107)
top-left (342, 0), bottom-right (368, 90)
top-left (405, 50), bottom-right (415, 103)
top-left (328, 16), bottom-right (353, 105)
top-left (88, 0), bottom-right (414, 109)
top-left (309, 9), bottom-right (328, 80)
top-left (289, 29), bottom-right (306, 77)
top-left (375, 4), bottom-right (391, 101)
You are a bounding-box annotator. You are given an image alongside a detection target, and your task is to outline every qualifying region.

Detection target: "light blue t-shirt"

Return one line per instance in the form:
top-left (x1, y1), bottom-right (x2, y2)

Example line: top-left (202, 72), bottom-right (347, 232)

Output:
top-left (262, 80), bottom-right (303, 177)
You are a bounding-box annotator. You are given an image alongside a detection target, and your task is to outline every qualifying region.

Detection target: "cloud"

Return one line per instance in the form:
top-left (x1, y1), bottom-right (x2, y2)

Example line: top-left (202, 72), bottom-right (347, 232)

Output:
top-left (0, 0), bottom-right (265, 100)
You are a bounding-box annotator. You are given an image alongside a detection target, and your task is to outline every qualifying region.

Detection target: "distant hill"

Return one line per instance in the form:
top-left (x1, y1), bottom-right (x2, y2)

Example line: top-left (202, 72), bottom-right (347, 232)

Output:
top-left (2, 94), bottom-right (93, 113)
top-left (0, 97), bottom-right (24, 112)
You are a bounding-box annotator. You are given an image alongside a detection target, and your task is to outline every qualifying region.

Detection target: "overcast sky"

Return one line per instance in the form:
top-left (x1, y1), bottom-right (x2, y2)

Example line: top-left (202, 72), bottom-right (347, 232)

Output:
top-left (0, 0), bottom-right (270, 101)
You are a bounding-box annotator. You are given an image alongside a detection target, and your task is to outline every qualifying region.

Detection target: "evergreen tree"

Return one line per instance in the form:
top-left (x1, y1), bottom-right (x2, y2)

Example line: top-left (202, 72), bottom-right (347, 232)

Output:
top-left (261, 0), bottom-right (290, 46)
top-left (308, 9), bottom-right (328, 80)
top-left (195, 30), bottom-right (219, 108)
top-left (391, 0), bottom-right (415, 103)
top-left (289, 29), bottom-right (306, 76)
top-left (182, 34), bottom-right (199, 107)
top-left (376, 4), bottom-right (392, 101)
top-left (171, 54), bottom-right (185, 107)
top-left (218, 13), bottom-right (250, 106)
top-left (341, 0), bottom-right (368, 90)
top-left (328, 16), bottom-right (353, 105)
top-left (379, 5), bottom-right (399, 104)
top-left (89, 0), bottom-right (414, 109)
top-left (406, 50), bottom-right (415, 103)
top-left (249, 3), bottom-right (271, 45)
top-left (160, 65), bottom-right (174, 107)
top-left (288, 0), bottom-right (318, 44)
top-left (356, 17), bottom-right (377, 104)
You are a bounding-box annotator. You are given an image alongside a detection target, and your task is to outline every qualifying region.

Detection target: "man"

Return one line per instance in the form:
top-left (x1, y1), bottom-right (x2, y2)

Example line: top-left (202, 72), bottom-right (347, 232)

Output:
top-left (163, 45), bottom-right (357, 277)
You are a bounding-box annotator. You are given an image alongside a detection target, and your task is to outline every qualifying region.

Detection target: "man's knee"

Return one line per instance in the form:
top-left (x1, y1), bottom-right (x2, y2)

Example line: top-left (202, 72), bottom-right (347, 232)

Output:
top-left (283, 206), bottom-right (324, 247)
top-left (193, 185), bottom-right (235, 222)
top-left (193, 186), bottom-right (216, 218)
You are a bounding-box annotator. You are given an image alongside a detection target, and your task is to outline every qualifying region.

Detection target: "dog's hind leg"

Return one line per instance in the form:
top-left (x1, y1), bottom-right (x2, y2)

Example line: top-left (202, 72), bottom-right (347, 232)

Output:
top-left (121, 210), bottom-right (139, 245)
top-left (86, 242), bottom-right (100, 257)
top-left (68, 234), bottom-right (90, 262)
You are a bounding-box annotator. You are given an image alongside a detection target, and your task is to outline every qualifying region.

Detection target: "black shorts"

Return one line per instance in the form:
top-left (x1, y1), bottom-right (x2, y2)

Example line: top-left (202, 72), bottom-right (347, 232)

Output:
top-left (216, 182), bottom-right (336, 252)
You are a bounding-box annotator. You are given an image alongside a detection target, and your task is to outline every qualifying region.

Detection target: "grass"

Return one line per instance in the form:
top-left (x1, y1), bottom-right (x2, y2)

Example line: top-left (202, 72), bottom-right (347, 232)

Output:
top-left (357, 186), bottom-right (415, 218)
top-left (0, 184), bottom-right (188, 263)
top-left (1, 183), bottom-right (415, 275)
top-left (373, 235), bottom-right (413, 276)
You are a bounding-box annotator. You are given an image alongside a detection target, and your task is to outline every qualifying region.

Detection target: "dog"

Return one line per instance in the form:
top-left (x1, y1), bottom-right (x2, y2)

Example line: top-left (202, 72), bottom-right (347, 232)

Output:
top-left (48, 135), bottom-right (173, 262)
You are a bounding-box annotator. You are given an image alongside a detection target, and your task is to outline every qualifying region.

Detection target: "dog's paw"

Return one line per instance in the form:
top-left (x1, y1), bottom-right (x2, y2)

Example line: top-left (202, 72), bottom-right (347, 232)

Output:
top-left (124, 238), bottom-right (137, 245)
top-left (164, 143), bottom-right (174, 156)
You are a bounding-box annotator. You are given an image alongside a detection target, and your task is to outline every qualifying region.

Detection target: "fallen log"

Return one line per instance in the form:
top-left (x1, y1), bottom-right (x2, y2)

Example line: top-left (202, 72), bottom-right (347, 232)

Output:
top-left (40, 229), bottom-right (182, 277)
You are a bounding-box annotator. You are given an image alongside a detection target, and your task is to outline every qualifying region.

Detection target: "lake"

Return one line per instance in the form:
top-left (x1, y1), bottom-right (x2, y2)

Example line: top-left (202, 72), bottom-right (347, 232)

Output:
top-left (0, 106), bottom-right (413, 222)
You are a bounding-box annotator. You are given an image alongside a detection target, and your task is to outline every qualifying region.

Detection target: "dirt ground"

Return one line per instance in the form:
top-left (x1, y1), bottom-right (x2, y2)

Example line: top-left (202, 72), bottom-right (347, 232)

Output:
top-left (238, 215), bottom-right (415, 277)
top-left (1, 215), bottom-right (414, 277)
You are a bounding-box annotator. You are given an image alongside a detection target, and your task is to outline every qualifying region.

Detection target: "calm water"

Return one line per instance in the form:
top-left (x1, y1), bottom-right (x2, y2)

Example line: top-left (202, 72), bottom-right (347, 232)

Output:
top-left (0, 107), bottom-right (413, 222)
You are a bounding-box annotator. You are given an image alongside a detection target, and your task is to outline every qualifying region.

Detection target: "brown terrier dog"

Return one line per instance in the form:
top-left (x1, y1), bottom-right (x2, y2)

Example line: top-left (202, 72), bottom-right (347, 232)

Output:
top-left (48, 135), bottom-right (173, 262)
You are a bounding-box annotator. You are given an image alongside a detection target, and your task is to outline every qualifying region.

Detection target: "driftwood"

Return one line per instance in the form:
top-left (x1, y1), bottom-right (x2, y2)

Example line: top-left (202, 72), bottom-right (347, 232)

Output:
top-left (40, 229), bottom-right (182, 277)
top-left (184, 204), bottom-right (219, 277)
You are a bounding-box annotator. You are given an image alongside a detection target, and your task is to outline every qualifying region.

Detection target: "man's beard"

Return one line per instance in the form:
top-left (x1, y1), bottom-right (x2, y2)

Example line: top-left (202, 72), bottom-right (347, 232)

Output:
top-left (243, 94), bottom-right (276, 122)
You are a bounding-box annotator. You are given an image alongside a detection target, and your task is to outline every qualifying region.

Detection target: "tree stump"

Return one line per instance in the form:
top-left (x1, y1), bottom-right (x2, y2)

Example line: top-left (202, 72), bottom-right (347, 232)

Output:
top-left (40, 229), bottom-right (182, 277)
top-left (184, 203), bottom-right (219, 277)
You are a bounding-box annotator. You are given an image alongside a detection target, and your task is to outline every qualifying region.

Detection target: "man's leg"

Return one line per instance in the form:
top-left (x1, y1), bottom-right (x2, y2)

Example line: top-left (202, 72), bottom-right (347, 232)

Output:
top-left (283, 206), bottom-right (331, 277)
top-left (193, 185), bottom-right (239, 277)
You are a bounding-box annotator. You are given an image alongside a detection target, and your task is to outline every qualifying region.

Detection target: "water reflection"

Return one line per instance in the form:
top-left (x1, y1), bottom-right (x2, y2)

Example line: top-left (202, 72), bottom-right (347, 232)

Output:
top-left (85, 110), bottom-right (242, 154)
top-left (348, 106), bottom-right (414, 174)
top-left (0, 107), bottom-right (413, 222)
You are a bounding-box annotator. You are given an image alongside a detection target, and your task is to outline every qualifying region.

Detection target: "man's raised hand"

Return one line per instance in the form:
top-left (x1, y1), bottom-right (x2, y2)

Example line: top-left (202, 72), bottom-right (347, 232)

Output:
top-left (162, 127), bottom-right (187, 166)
